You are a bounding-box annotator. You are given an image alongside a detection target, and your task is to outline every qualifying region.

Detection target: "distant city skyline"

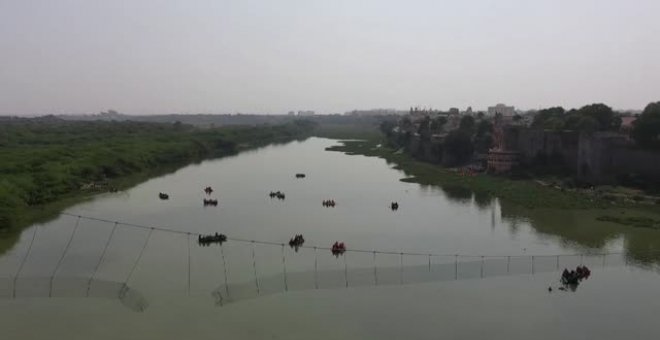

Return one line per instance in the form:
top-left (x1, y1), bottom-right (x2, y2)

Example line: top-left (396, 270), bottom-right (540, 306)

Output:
top-left (1, 0), bottom-right (659, 116)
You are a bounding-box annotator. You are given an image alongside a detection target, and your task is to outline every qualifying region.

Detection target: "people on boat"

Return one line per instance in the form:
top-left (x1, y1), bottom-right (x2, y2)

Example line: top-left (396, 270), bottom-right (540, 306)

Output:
top-left (159, 192), bottom-right (169, 200)
top-left (198, 232), bottom-right (227, 246)
top-left (331, 241), bottom-right (346, 256)
top-left (295, 173), bottom-right (306, 178)
top-left (204, 186), bottom-right (213, 195)
top-left (391, 202), bottom-right (399, 210)
top-left (269, 191), bottom-right (285, 200)
top-left (560, 265), bottom-right (591, 287)
top-left (289, 234), bottom-right (305, 251)
top-left (322, 200), bottom-right (336, 207)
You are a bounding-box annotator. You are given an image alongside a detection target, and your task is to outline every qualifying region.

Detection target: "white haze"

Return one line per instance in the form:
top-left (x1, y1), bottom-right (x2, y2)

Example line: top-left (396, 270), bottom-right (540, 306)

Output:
top-left (1, 0), bottom-right (659, 115)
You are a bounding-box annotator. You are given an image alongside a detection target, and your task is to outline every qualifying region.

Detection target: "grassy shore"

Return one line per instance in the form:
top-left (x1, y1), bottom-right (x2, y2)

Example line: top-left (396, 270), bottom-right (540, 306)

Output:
top-left (326, 139), bottom-right (650, 211)
top-left (0, 118), bottom-right (313, 234)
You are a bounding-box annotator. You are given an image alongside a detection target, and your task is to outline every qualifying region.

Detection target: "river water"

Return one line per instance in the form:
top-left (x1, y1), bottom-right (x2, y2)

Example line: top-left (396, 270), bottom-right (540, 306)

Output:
top-left (1, 137), bottom-right (659, 339)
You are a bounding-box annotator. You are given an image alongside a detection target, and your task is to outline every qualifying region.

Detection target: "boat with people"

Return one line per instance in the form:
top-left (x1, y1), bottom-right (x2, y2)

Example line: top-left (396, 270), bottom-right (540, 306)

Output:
top-left (390, 202), bottom-right (399, 210)
top-left (204, 186), bottom-right (213, 195)
top-left (198, 232), bottom-right (227, 246)
top-left (289, 234), bottom-right (305, 251)
top-left (295, 173), bottom-right (306, 178)
top-left (322, 199), bottom-right (336, 208)
top-left (269, 191), bottom-right (286, 200)
top-left (159, 193), bottom-right (169, 200)
top-left (203, 198), bottom-right (218, 206)
top-left (561, 265), bottom-right (591, 286)
top-left (331, 241), bottom-right (346, 256)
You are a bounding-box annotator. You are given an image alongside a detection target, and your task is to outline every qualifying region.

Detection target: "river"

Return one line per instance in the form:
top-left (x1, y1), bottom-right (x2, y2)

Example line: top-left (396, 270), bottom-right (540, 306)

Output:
top-left (1, 137), bottom-right (659, 339)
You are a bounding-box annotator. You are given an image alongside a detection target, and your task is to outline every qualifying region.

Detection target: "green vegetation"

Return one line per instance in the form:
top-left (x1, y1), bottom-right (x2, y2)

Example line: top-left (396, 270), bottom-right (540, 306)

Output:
top-left (327, 139), bottom-right (612, 210)
top-left (0, 118), bottom-right (314, 231)
top-left (596, 215), bottom-right (660, 230)
top-left (632, 101), bottom-right (660, 149)
top-left (531, 103), bottom-right (622, 132)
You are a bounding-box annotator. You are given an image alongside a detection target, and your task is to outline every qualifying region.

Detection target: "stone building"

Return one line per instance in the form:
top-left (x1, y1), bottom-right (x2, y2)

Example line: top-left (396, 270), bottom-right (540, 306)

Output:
top-left (487, 121), bottom-right (520, 173)
top-left (500, 127), bottom-right (660, 184)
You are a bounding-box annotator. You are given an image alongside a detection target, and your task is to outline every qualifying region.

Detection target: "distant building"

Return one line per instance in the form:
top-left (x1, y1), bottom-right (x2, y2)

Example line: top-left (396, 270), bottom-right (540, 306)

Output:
top-left (488, 104), bottom-right (516, 117)
top-left (487, 121), bottom-right (519, 173)
top-left (620, 116), bottom-right (638, 135)
top-left (344, 109), bottom-right (404, 116)
top-left (297, 110), bottom-right (315, 116)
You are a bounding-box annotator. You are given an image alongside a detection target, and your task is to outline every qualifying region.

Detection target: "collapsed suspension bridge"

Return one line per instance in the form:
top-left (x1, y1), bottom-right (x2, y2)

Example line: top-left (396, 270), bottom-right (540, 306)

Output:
top-left (0, 212), bottom-right (656, 311)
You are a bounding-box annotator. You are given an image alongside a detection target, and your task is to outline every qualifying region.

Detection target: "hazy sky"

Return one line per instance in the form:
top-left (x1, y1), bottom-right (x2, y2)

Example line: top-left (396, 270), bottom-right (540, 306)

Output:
top-left (1, 0), bottom-right (659, 115)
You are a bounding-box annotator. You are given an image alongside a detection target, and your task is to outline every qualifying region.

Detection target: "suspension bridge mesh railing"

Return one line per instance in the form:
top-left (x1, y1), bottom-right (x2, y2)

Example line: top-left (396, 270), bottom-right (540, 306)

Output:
top-left (0, 212), bottom-right (656, 308)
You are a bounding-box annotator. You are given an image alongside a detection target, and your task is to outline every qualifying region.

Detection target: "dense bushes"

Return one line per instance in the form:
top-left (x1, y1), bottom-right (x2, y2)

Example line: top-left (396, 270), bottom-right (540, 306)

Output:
top-left (0, 118), bottom-right (313, 230)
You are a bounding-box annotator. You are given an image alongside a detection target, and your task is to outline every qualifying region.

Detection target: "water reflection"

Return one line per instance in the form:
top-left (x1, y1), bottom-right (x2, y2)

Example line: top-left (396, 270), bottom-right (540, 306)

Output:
top-left (0, 277), bottom-right (147, 312)
top-left (499, 200), bottom-right (660, 266)
top-left (441, 186), bottom-right (473, 204)
top-left (473, 191), bottom-right (493, 210)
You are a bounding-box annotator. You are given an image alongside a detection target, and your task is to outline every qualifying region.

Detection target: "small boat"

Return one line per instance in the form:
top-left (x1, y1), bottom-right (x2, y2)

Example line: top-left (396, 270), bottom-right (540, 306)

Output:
top-left (204, 186), bottom-right (214, 195)
top-left (289, 234), bottom-right (305, 248)
top-left (203, 198), bottom-right (218, 206)
top-left (295, 173), bottom-right (306, 178)
top-left (331, 241), bottom-right (346, 256)
top-left (159, 193), bottom-right (169, 200)
top-left (198, 233), bottom-right (227, 246)
top-left (560, 266), bottom-right (591, 286)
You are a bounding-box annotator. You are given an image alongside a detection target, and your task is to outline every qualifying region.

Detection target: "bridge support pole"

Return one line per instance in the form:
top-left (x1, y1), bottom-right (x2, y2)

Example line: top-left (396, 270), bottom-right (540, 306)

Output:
top-left (281, 244), bottom-right (288, 292)
top-left (373, 251), bottom-right (378, 286)
top-left (251, 241), bottom-right (260, 295)
top-left (399, 253), bottom-right (403, 285)
top-left (314, 247), bottom-right (318, 289)
top-left (220, 244), bottom-right (229, 298)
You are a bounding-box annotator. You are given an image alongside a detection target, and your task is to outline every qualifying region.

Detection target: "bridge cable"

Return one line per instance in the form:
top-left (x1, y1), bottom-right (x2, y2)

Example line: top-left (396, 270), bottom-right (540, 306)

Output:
top-left (125, 227), bottom-right (153, 286)
top-left (61, 212), bottom-right (660, 259)
top-left (50, 216), bottom-right (81, 298)
top-left (13, 226), bottom-right (39, 298)
top-left (219, 244), bottom-right (229, 297)
top-left (87, 221), bottom-right (119, 297)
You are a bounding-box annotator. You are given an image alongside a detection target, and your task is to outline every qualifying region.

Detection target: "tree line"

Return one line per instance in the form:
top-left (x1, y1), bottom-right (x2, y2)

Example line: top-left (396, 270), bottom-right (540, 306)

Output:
top-left (0, 118), bottom-right (315, 231)
top-left (380, 101), bottom-right (660, 168)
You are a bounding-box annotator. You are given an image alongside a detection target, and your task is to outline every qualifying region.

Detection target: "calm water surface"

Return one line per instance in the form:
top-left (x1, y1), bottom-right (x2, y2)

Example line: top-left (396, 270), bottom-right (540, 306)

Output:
top-left (1, 137), bottom-right (659, 339)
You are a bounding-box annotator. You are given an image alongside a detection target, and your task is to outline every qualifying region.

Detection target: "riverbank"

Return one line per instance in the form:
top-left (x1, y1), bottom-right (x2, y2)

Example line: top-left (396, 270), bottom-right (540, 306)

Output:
top-left (326, 139), bottom-right (658, 212)
top-left (0, 118), bottom-right (314, 234)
